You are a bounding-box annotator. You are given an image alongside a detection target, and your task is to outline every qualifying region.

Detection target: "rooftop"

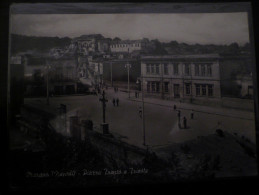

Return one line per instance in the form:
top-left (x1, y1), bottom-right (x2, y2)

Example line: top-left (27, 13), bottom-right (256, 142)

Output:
top-left (111, 40), bottom-right (142, 45)
top-left (141, 54), bottom-right (220, 60)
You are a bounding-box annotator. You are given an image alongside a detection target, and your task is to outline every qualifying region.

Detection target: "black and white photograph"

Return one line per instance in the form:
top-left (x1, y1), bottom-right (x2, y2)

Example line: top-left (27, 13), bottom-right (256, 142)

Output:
top-left (7, 2), bottom-right (258, 190)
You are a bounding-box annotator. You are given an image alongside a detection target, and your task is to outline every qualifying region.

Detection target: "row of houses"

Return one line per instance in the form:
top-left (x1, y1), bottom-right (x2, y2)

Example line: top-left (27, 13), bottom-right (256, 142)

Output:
top-left (11, 51), bottom-right (253, 101)
top-left (50, 34), bottom-right (153, 58)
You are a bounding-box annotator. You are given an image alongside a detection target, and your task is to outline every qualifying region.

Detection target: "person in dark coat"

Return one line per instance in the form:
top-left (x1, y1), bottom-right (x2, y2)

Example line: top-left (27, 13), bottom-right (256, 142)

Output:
top-left (190, 110), bottom-right (194, 119)
top-left (183, 117), bottom-right (187, 129)
top-left (112, 98), bottom-right (115, 106)
top-left (138, 107), bottom-right (142, 118)
top-left (174, 105), bottom-right (176, 110)
top-left (116, 98), bottom-right (119, 106)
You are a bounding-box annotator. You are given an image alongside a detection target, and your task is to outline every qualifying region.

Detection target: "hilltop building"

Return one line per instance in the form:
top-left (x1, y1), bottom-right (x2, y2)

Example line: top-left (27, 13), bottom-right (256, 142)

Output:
top-left (110, 40), bottom-right (145, 53)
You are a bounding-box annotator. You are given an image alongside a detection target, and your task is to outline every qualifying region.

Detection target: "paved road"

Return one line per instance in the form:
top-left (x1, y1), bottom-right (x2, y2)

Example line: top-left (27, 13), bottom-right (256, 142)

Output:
top-left (24, 89), bottom-right (257, 147)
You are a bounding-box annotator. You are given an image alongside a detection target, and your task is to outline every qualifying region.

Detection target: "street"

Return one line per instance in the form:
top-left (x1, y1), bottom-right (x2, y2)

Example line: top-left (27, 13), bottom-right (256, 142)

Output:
top-left (24, 88), bottom-right (257, 148)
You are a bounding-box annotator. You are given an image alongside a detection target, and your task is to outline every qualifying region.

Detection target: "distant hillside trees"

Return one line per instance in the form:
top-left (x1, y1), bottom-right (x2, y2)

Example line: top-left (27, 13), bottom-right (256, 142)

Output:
top-left (163, 41), bottom-right (250, 55)
top-left (11, 34), bottom-right (72, 54)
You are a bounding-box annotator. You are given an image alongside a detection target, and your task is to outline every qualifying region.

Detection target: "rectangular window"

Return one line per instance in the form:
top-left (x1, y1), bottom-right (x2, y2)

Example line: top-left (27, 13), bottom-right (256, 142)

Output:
top-left (185, 83), bottom-right (191, 95)
top-left (151, 82), bottom-right (156, 92)
top-left (150, 82), bottom-right (160, 93)
top-left (156, 82), bottom-right (160, 92)
top-left (196, 84), bottom-right (200, 96)
top-left (147, 82), bottom-right (151, 92)
top-left (195, 64), bottom-right (200, 76)
top-left (146, 64), bottom-right (150, 74)
top-left (164, 64), bottom-right (168, 75)
top-left (151, 64), bottom-right (155, 74)
top-left (201, 65), bottom-right (205, 76)
top-left (155, 64), bottom-right (160, 74)
top-left (202, 84), bottom-right (206, 96)
top-left (174, 84), bottom-right (180, 98)
top-left (164, 82), bottom-right (169, 93)
top-left (173, 64), bottom-right (178, 75)
top-left (208, 85), bottom-right (213, 96)
top-left (185, 64), bottom-right (190, 75)
top-left (207, 64), bottom-right (212, 76)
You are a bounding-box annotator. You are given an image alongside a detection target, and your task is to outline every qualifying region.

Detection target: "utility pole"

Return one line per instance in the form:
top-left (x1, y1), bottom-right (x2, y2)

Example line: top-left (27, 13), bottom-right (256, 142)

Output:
top-left (125, 62), bottom-right (131, 98)
top-left (141, 75), bottom-right (146, 146)
top-left (110, 61), bottom-right (113, 87)
top-left (46, 61), bottom-right (51, 105)
top-left (99, 90), bottom-right (109, 134)
top-left (99, 90), bottom-right (108, 123)
top-left (161, 63), bottom-right (164, 99)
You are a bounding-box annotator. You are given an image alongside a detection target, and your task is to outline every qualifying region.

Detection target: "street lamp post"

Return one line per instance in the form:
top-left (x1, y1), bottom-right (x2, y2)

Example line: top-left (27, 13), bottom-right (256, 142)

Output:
top-left (110, 61), bottom-right (113, 87)
top-left (45, 62), bottom-right (51, 105)
top-left (141, 76), bottom-right (146, 146)
top-left (125, 62), bottom-right (131, 98)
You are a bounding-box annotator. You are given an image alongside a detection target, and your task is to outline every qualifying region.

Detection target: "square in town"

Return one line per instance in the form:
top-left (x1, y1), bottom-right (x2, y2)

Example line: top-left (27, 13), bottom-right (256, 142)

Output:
top-left (7, 2), bottom-right (258, 190)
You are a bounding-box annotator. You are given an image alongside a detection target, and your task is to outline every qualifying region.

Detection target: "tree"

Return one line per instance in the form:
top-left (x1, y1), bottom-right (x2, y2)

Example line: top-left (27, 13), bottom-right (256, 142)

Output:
top-left (228, 42), bottom-right (240, 54)
top-left (150, 39), bottom-right (167, 55)
top-left (113, 37), bottom-right (121, 43)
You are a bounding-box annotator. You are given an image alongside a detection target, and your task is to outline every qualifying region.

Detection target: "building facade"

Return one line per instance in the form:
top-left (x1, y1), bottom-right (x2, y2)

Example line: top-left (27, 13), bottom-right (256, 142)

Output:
top-left (140, 54), bottom-right (221, 102)
top-left (110, 40), bottom-right (144, 53)
top-left (235, 73), bottom-right (253, 98)
top-left (48, 56), bottom-right (78, 95)
top-left (71, 34), bottom-right (111, 55)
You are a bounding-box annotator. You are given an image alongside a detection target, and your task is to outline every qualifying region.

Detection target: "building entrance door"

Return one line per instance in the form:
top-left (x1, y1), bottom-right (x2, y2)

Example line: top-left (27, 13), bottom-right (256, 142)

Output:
top-left (174, 84), bottom-right (180, 98)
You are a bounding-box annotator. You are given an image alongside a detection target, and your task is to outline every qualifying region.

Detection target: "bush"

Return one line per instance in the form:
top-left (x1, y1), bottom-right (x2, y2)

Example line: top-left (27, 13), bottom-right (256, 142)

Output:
top-left (180, 144), bottom-right (191, 154)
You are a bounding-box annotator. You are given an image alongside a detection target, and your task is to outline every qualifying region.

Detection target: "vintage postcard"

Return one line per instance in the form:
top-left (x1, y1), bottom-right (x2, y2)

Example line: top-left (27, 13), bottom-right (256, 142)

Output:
top-left (8, 2), bottom-right (258, 190)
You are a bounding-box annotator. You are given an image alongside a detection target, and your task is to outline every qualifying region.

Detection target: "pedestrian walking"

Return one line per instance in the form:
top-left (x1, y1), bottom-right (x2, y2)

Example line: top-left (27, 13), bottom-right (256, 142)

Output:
top-left (190, 110), bottom-right (194, 119)
top-left (183, 117), bottom-right (187, 129)
top-left (114, 86), bottom-right (116, 92)
top-left (116, 98), bottom-right (119, 106)
top-left (138, 107), bottom-right (142, 118)
top-left (112, 98), bottom-right (115, 106)
top-left (174, 105), bottom-right (176, 110)
top-left (135, 91), bottom-right (137, 98)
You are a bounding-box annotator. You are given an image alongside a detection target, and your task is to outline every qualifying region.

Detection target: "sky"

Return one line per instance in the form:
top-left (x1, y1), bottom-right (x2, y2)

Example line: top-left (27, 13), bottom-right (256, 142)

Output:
top-left (10, 13), bottom-right (250, 45)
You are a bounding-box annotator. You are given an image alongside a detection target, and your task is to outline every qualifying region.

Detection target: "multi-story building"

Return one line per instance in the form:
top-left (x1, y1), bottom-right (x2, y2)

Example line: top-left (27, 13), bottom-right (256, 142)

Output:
top-left (71, 34), bottom-right (110, 55)
top-left (110, 40), bottom-right (144, 53)
top-left (140, 54), bottom-right (221, 102)
top-left (48, 55), bottom-right (78, 95)
top-left (235, 73), bottom-right (253, 98)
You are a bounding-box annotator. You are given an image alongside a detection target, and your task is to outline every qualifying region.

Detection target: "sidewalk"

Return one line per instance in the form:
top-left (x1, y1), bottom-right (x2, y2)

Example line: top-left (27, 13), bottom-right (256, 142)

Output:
top-left (106, 88), bottom-right (255, 121)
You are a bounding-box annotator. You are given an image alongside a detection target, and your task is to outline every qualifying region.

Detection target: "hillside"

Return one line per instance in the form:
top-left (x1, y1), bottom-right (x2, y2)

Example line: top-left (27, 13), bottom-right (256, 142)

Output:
top-left (10, 34), bottom-right (72, 55)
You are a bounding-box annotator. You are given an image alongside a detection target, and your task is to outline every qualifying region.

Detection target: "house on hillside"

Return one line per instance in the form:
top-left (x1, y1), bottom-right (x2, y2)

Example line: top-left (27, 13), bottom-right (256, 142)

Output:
top-left (110, 40), bottom-right (145, 53)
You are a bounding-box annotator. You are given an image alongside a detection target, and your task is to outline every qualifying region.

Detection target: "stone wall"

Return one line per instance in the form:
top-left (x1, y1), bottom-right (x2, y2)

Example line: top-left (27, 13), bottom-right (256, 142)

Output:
top-left (81, 124), bottom-right (147, 168)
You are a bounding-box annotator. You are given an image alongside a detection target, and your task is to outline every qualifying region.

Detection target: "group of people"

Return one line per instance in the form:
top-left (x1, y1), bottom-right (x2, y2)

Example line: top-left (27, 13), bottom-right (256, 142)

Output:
top-left (174, 104), bottom-right (194, 129)
top-left (114, 86), bottom-right (119, 93)
top-left (112, 98), bottom-right (120, 107)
